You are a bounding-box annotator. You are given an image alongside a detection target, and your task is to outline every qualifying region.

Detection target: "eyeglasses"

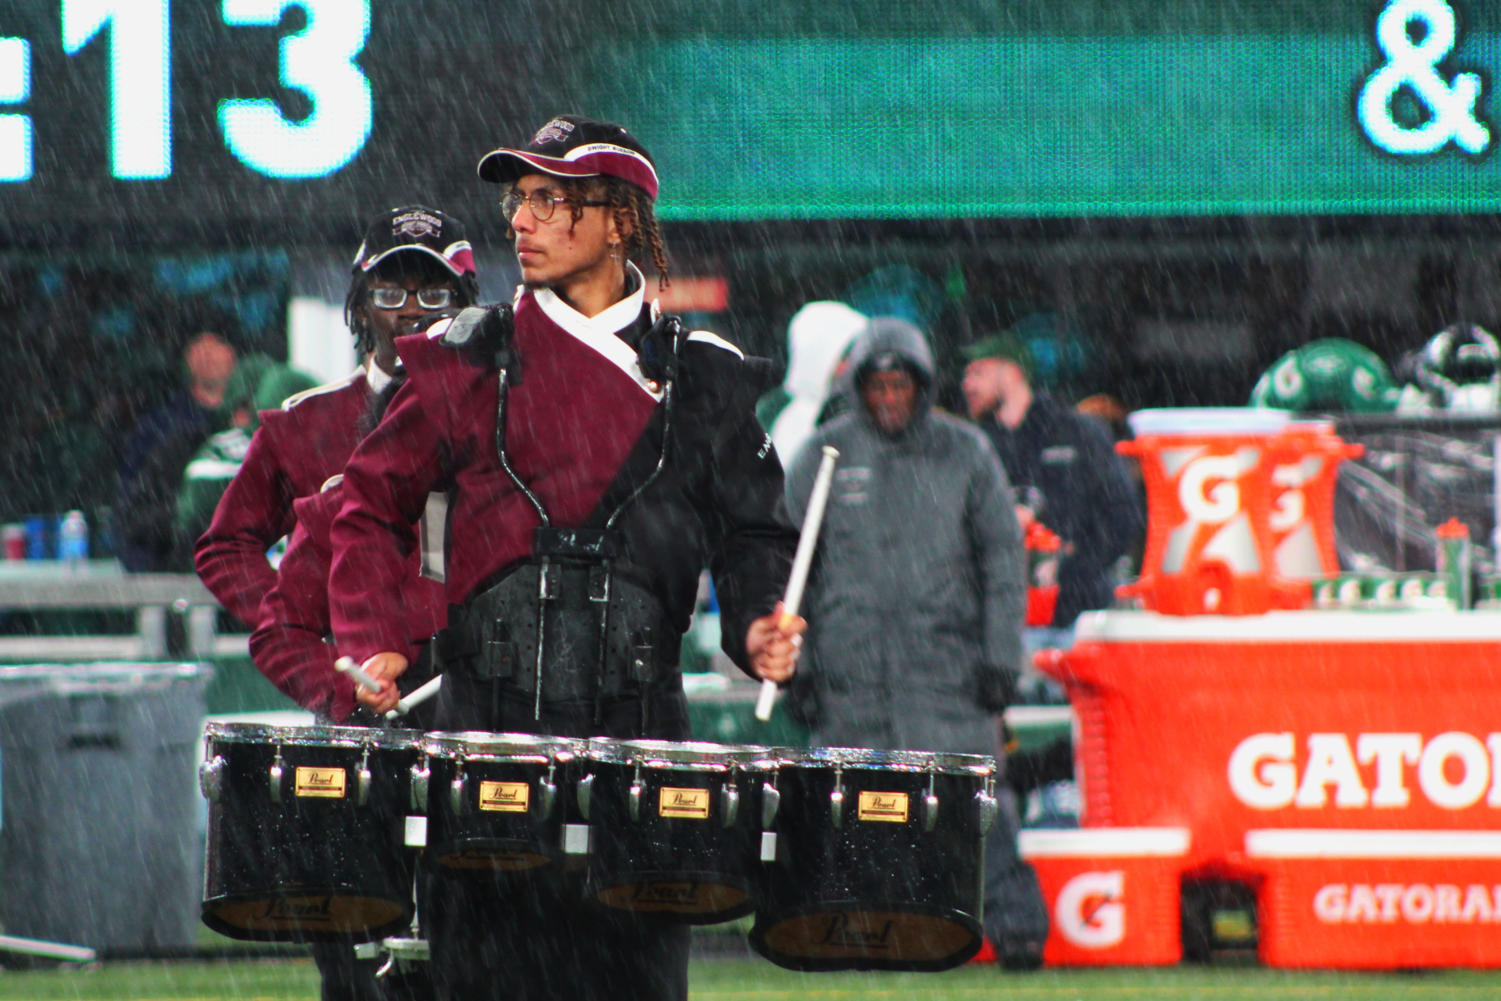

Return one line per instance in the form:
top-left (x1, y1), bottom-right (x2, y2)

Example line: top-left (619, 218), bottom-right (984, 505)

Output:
top-left (501, 188), bottom-right (611, 223)
top-left (368, 287), bottom-right (456, 310)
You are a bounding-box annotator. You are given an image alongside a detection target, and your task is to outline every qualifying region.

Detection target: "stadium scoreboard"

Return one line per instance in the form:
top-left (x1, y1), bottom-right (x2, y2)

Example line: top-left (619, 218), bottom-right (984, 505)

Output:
top-left (2, 0), bottom-right (1499, 242)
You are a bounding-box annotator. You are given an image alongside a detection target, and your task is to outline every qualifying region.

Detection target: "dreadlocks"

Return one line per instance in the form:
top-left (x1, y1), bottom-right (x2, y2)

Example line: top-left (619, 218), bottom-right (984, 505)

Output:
top-left (604, 177), bottom-right (670, 289)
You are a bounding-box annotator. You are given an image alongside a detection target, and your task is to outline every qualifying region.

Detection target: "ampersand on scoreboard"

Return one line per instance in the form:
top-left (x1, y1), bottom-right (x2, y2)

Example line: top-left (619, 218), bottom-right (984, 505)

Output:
top-left (1357, 0), bottom-right (1490, 155)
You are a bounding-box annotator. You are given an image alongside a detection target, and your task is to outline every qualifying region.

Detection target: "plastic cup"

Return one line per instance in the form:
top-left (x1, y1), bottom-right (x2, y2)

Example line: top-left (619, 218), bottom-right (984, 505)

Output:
top-left (2, 523), bottom-right (24, 561)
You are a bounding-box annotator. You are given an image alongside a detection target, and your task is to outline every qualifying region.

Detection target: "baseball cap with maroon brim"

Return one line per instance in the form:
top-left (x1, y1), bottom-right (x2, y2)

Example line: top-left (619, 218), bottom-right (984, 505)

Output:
top-left (476, 115), bottom-right (659, 201)
top-left (353, 205), bottom-right (476, 278)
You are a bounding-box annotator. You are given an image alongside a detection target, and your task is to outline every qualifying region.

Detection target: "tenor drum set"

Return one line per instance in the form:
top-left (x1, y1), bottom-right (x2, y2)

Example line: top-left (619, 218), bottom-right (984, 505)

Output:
top-left (199, 722), bottom-right (999, 973)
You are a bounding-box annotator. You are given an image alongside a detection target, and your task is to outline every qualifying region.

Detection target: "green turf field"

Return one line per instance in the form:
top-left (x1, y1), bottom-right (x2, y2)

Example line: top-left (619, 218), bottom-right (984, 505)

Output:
top-left (4, 958), bottom-right (1501, 1001)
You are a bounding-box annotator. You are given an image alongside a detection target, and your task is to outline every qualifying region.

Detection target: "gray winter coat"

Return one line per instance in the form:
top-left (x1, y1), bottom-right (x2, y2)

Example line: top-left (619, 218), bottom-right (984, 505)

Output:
top-left (785, 317), bottom-right (1025, 757)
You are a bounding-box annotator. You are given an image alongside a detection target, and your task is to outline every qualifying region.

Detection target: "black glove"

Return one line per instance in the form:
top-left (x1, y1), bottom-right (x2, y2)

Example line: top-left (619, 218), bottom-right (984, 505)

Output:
top-left (440, 303), bottom-right (516, 371)
top-left (974, 663), bottom-right (1019, 714)
top-left (638, 314), bottom-right (683, 385)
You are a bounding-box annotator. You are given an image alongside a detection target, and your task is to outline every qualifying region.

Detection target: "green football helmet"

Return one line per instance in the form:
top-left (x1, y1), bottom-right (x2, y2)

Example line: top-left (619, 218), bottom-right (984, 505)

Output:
top-left (1249, 338), bottom-right (1402, 413)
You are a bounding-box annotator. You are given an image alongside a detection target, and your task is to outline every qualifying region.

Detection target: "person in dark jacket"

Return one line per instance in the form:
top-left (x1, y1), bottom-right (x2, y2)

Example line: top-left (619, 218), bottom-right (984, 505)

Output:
top-left (117, 331), bottom-right (238, 571)
top-left (785, 315), bottom-right (1050, 970)
top-left (960, 332), bottom-right (1143, 683)
top-left (327, 115), bottom-right (803, 1001)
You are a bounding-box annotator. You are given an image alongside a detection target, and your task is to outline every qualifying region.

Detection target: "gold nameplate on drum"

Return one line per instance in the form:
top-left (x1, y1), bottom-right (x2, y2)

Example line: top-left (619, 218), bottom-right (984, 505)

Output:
top-left (659, 787), bottom-right (711, 819)
top-left (857, 791), bottom-right (908, 823)
top-left (294, 767), bottom-right (346, 798)
top-left (479, 781), bottom-right (529, 813)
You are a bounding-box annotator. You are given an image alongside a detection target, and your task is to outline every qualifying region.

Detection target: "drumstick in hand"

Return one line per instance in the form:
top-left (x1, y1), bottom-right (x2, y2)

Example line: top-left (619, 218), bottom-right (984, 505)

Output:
top-left (755, 445), bottom-right (839, 722)
top-left (335, 656), bottom-right (383, 693)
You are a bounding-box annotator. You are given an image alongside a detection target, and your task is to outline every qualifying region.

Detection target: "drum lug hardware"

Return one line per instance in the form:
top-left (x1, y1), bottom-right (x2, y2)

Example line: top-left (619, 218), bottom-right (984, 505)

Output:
top-left (829, 764), bottom-right (845, 828)
top-left (977, 776), bottom-right (998, 835)
top-left (576, 773), bottom-right (594, 820)
top-left (450, 762), bottom-right (466, 815)
top-left (543, 774), bottom-right (561, 816)
top-left (922, 770), bottom-right (940, 833)
top-left (720, 781), bottom-right (739, 828)
top-left (629, 763), bottom-right (644, 822)
top-left (410, 758), bottom-right (430, 813)
top-left (358, 747), bottom-right (373, 807)
top-left (198, 755), bottom-right (225, 803)
top-left (269, 747), bottom-right (285, 804)
top-left (760, 782), bottom-right (781, 828)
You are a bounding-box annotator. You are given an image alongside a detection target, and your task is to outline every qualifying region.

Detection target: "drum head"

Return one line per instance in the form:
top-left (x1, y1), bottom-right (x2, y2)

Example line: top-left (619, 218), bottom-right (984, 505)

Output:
top-left (424, 731), bottom-right (584, 761)
top-left (593, 872), bottom-right (753, 919)
top-left (204, 721), bottom-right (420, 752)
top-left (775, 745), bottom-right (995, 777)
top-left (204, 891), bottom-right (410, 941)
top-left (750, 903), bottom-right (982, 972)
top-left (585, 738), bottom-right (776, 770)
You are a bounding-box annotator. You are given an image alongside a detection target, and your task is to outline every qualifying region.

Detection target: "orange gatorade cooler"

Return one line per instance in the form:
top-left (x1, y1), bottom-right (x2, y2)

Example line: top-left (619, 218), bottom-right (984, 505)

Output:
top-left (1017, 827), bottom-right (1190, 966)
top-left (1118, 408), bottom-right (1346, 615)
top-left (1036, 610), bottom-right (1501, 871)
top-left (1245, 829), bottom-right (1501, 969)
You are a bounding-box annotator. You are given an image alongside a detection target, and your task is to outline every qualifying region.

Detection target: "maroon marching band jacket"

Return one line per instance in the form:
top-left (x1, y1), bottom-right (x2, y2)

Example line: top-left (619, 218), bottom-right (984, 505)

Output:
top-left (328, 279), bottom-right (798, 680)
top-left (249, 484), bottom-right (443, 722)
top-left (194, 368), bottom-right (382, 626)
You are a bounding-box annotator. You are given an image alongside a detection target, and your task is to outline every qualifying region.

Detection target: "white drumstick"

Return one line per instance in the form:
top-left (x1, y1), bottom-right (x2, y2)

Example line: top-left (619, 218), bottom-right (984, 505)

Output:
top-left (335, 655), bottom-right (383, 693)
top-left (386, 674), bottom-right (442, 720)
top-left (755, 445), bottom-right (839, 722)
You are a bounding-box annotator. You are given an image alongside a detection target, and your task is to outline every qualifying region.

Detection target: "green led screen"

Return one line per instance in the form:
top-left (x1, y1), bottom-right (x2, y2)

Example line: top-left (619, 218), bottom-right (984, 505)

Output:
top-left (4, 0), bottom-right (1499, 236)
top-left (569, 0), bottom-right (1501, 220)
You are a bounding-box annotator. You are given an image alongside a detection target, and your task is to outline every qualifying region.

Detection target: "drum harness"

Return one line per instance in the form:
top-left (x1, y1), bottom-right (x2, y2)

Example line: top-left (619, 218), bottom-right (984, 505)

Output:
top-left (445, 306), bottom-right (686, 731)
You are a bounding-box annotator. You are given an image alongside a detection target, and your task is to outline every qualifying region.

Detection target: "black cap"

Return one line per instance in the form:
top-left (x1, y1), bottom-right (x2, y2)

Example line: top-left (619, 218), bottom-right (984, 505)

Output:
top-left (352, 206), bottom-right (476, 277)
top-left (476, 115), bottom-right (659, 200)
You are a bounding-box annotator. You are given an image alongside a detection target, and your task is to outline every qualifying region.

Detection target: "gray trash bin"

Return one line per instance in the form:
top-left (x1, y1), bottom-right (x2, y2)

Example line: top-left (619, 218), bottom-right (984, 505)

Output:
top-left (0, 662), bottom-right (212, 955)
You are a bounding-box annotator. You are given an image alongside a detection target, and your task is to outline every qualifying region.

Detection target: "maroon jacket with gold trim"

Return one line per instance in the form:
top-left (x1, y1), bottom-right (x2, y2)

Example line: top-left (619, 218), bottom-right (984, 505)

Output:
top-left (193, 370), bottom-right (375, 626)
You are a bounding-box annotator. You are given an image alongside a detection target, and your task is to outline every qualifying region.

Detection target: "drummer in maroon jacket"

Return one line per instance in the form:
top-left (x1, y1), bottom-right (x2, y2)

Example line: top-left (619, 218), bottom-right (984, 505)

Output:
top-left (197, 211), bottom-right (477, 1001)
top-left (193, 205), bottom-right (479, 629)
top-left (327, 116), bottom-right (804, 1001)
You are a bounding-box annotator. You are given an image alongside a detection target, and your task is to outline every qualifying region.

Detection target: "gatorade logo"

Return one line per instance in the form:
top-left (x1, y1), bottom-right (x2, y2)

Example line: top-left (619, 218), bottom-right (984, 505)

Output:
top-left (1055, 871), bottom-right (1125, 948)
top-left (1228, 731), bottom-right (1501, 811)
top-left (1176, 449), bottom-right (1260, 524)
top-left (1314, 883), bottom-right (1501, 924)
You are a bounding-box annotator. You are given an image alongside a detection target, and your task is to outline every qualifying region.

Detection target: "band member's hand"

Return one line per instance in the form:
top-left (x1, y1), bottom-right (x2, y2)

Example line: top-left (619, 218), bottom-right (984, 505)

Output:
top-left (746, 602), bottom-right (805, 683)
top-left (354, 652), bottom-right (409, 714)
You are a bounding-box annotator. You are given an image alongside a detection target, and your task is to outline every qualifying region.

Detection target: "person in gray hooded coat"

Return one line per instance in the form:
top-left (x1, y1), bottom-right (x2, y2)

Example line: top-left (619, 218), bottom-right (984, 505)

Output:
top-left (783, 314), bottom-right (1050, 969)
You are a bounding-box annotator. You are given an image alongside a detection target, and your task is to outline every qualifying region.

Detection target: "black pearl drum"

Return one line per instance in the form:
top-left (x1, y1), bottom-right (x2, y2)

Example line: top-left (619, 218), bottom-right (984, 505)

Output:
top-left (748, 747), bottom-right (998, 972)
top-left (580, 739), bottom-right (778, 923)
top-left (422, 732), bottom-right (586, 872)
top-left (199, 722), bottom-right (421, 941)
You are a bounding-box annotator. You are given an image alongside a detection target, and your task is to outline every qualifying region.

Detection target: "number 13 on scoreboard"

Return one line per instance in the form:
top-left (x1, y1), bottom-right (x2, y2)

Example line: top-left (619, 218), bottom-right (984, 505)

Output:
top-left (0, 0), bottom-right (372, 182)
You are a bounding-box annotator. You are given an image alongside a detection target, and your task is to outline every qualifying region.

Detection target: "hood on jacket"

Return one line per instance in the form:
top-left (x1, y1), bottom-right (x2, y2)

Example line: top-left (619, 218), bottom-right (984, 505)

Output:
top-left (781, 301), bottom-right (866, 402)
top-left (846, 315), bottom-right (935, 434)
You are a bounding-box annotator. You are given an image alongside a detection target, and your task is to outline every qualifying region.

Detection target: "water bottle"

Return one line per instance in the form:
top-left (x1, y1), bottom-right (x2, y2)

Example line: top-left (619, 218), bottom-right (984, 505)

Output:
top-left (1436, 516), bottom-right (1472, 610)
top-left (58, 509), bottom-right (89, 573)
